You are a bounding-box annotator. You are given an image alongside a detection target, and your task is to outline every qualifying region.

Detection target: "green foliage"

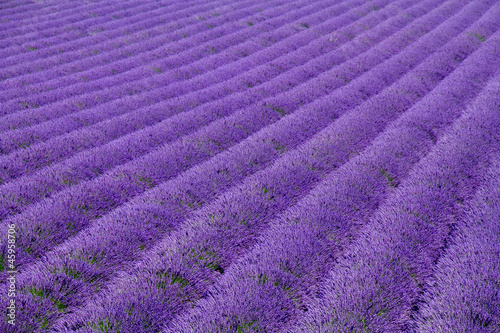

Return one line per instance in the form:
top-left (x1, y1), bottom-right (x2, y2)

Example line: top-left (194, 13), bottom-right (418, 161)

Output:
top-left (188, 248), bottom-right (223, 273)
top-left (377, 308), bottom-right (389, 317)
top-left (63, 266), bottom-right (81, 279)
top-left (379, 169), bottom-right (397, 188)
top-left (264, 103), bottom-right (286, 117)
top-left (250, 273), bottom-right (268, 285)
top-left (156, 271), bottom-right (189, 290)
top-left (53, 298), bottom-right (67, 311)
top-left (87, 317), bottom-right (123, 333)
top-left (40, 317), bottom-right (49, 329)
top-left (134, 174), bottom-right (154, 188)
top-left (271, 139), bottom-right (286, 154)
top-left (236, 320), bottom-right (260, 332)
top-left (470, 32), bottom-right (486, 42)
top-left (28, 287), bottom-right (48, 299)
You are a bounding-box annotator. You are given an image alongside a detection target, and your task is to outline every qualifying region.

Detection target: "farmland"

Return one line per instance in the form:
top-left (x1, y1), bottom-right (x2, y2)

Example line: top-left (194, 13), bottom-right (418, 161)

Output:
top-left (0, 0), bottom-right (499, 332)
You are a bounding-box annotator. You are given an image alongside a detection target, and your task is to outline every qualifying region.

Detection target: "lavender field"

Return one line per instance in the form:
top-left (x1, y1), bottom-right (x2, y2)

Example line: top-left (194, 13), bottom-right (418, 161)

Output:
top-left (0, 0), bottom-right (499, 332)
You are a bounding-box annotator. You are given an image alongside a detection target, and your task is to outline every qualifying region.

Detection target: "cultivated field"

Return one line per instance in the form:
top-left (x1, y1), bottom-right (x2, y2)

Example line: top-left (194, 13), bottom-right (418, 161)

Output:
top-left (0, 0), bottom-right (499, 332)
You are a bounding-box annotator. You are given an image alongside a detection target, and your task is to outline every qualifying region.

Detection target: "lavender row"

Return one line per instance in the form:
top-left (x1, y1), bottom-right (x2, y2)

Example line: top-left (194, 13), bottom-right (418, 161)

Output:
top-left (0, 0), bottom-right (468, 262)
top-left (0, 0), bottom-right (409, 212)
top-left (0, 0), bottom-right (460, 213)
top-left (0, 0), bottom-right (171, 41)
top-left (0, 0), bottom-right (60, 15)
top-left (1, 0), bottom-right (321, 87)
top-left (0, 0), bottom-right (260, 89)
top-left (70, 8), bottom-right (499, 332)
top-left (0, 0), bottom-right (450, 236)
top-left (0, 0), bottom-right (353, 188)
top-left (0, 0), bottom-right (119, 35)
top-left (290, 34), bottom-right (500, 333)
top-left (0, 0), bottom-right (338, 137)
top-left (0, 0), bottom-right (148, 45)
top-left (0, 3), bottom-right (490, 332)
top-left (1, 0), bottom-right (209, 56)
top-left (0, 0), bottom-right (333, 121)
top-left (416, 145), bottom-right (500, 332)
top-left (0, 0), bottom-right (132, 27)
top-left (0, 0), bottom-right (350, 126)
top-left (166, 26), bottom-right (500, 333)
top-left (0, 0), bottom-right (446, 244)
top-left (0, 0), bottom-right (238, 89)
top-left (0, 0), bottom-right (447, 176)
top-left (0, 0), bottom-right (459, 327)
top-left (0, 0), bottom-right (425, 276)
top-left (29, 4), bottom-right (495, 330)
top-left (0, 0), bottom-right (240, 78)
top-left (0, 89), bottom-right (334, 332)
top-left (0, 0), bottom-right (157, 63)
top-left (0, 0), bottom-right (271, 100)
top-left (0, 0), bottom-right (378, 181)
top-left (0, 0), bottom-right (35, 17)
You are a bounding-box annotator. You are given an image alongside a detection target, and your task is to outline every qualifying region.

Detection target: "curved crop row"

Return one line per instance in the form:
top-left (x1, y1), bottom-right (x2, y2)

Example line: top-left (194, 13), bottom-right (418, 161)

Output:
top-left (0, 0), bottom-right (417, 214)
top-left (0, 0), bottom-right (241, 100)
top-left (290, 35), bottom-right (500, 333)
top-left (21, 3), bottom-right (499, 331)
top-left (415, 142), bottom-right (500, 333)
top-left (0, 0), bottom-right (256, 86)
top-left (0, 0), bottom-right (282, 115)
top-left (0, 1), bottom-right (186, 54)
top-left (0, 0), bottom-right (467, 276)
top-left (165, 30), bottom-right (500, 333)
top-left (1, 1), bottom-right (498, 332)
top-left (0, 0), bottom-right (430, 278)
top-left (0, 0), bottom-right (42, 18)
top-left (0, 0), bottom-right (235, 83)
top-left (0, 0), bottom-right (472, 330)
top-left (0, 0), bottom-right (343, 146)
top-left (0, 0), bottom-right (216, 60)
top-left (0, 0), bottom-right (154, 45)
top-left (0, 0), bottom-right (365, 183)
top-left (0, 0), bottom-right (126, 37)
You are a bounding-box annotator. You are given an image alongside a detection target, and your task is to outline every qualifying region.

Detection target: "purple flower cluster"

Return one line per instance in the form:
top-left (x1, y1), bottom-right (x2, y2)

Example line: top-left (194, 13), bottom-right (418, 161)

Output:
top-left (0, 0), bottom-right (498, 332)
